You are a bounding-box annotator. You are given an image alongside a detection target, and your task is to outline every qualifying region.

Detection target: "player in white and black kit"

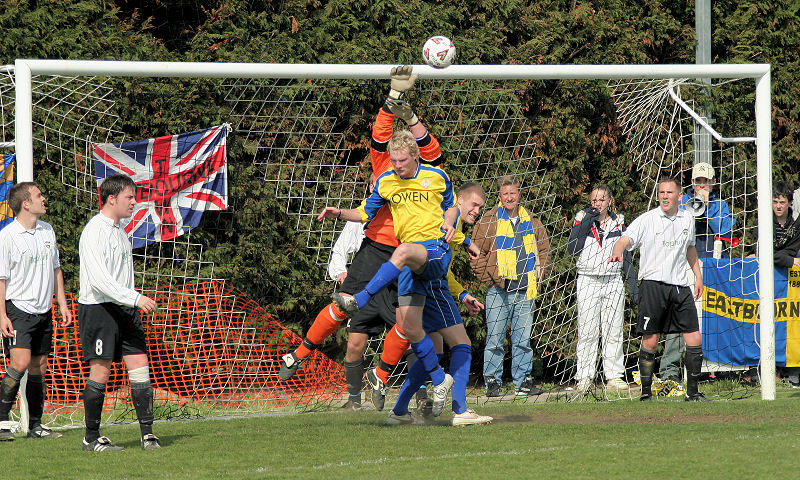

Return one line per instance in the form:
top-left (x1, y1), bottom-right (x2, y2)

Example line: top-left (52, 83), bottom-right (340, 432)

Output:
top-left (0, 182), bottom-right (72, 441)
top-left (78, 174), bottom-right (160, 451)
top-left (609, 177), bottom-right (707, 402)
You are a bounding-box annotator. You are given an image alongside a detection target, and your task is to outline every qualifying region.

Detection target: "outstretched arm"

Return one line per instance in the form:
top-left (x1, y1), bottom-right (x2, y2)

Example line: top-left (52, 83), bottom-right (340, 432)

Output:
top-left (327, 222), bottom-right (364, 282)
top-left (462, 294), bottom-right (485, 316)
top-left (318, 207), bottom-right (363, 223)
top-left (445, 268), bottom-right (484, 316)
top-left (609, 236), bottom-right (632, 263)
top-left (388, 65), bottom-right (417, 100)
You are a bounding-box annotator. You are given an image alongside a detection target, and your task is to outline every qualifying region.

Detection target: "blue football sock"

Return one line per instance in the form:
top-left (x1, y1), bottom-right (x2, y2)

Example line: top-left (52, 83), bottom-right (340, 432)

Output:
top-left (406, 353), bottom-right (429, 392)
top-left (393, 359), bottom-right (428, 416)
top-left (411, 336), bottom-right (445, 386)
top-left (354, 262), bottom-right (402, 309)
top-left (449, 344), bottom-right (472, 414)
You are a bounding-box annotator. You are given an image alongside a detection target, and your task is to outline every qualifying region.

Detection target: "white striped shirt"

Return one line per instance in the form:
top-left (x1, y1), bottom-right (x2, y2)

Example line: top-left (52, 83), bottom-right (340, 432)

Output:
top-left (624, 207), bottom-right (695, 286)
top-left (78, 213), bottom-right (140, 307)
top-left (0, 219), bottom-right (60, 314)
top-left (327, 221), bottom-right (365, 281)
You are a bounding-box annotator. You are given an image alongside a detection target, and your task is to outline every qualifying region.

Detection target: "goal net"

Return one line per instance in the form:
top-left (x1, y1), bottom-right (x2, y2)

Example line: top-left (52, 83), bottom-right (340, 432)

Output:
top-left (0, 62), bottom-right (774, 428)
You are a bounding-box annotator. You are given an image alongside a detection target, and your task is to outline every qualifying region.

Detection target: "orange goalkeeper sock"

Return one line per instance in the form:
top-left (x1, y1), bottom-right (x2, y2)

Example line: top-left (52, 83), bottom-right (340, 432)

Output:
top-left (296, 303), bottom-right (347, 359)
top-left (376, 325), bottom-right (410, 383)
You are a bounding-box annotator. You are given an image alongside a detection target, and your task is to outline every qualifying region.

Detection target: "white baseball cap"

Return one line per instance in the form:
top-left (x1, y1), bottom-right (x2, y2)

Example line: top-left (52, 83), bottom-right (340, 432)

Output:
top-left (692, 162), bottom-right (715, 180)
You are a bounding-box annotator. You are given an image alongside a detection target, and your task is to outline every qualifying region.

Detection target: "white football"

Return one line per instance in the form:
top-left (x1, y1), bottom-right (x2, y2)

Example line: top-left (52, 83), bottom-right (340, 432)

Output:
top-left (422, 36), bottom-right (456, 68)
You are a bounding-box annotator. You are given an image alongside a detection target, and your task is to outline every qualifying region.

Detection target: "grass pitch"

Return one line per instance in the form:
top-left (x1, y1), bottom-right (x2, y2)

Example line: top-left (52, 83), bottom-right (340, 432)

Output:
top-left (5, 386), bottom-right (800, 480)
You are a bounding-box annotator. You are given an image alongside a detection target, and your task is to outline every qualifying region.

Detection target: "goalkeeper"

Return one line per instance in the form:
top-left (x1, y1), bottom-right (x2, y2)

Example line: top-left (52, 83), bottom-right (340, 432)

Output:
top-left (279, 67), bottom-right (441, 412)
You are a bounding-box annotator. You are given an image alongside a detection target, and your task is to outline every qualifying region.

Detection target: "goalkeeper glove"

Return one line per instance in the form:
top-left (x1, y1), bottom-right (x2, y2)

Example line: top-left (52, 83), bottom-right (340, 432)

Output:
top-left (388, 65), bottom-right (417, 99)
top-left (385, 98), bottom-right (419, 126)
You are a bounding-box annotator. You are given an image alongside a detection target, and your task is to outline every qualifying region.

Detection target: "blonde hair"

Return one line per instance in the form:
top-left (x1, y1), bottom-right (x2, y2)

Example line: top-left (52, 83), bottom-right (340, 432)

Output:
top-left (388, 130), bottom-right (419, 157)
top-left (497, 175), bottom-right (519, 189)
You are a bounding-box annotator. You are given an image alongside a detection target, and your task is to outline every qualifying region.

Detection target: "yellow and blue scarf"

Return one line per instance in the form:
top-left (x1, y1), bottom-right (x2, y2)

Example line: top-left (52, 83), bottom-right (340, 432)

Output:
top-left (495, 203), bottom-right (539, 299)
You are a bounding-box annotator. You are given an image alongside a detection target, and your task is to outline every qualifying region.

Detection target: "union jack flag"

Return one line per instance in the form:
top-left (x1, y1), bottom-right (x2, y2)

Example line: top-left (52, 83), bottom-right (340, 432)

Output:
top-left (92, 124), bottom-right (229, 249)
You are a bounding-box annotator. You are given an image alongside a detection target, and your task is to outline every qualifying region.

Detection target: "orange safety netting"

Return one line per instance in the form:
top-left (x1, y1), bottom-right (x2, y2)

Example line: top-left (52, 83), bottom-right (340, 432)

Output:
top-left (5, 280), bottom-right (345, 416)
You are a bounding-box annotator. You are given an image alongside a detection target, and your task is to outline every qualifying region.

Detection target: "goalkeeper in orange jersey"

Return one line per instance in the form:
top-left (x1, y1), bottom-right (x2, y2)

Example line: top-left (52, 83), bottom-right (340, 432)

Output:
top-left (279, 66), bottom-right (441, 410)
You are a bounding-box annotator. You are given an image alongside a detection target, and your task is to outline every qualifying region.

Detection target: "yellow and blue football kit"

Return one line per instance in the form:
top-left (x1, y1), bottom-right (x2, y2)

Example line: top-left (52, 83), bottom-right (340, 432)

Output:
top-left (357, 163), bottom-right (456, 296)
top-left (422, 212), bottom-right (471, 332)
top-left (358, 163), bottom-right (455, 244)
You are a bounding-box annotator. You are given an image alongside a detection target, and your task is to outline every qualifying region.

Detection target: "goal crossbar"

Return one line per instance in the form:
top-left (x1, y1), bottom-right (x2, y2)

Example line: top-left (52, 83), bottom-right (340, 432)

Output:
top-left (9, 59), bottom-right (776, 400)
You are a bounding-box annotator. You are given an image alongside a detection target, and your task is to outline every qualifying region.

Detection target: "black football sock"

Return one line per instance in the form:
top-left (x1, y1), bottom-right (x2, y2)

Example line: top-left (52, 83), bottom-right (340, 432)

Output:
top-left (344, 360), bottom-right (364, 400)
top-left (83, 379), bottom-right (106, 443)
top-left (638, 347), bottom-right (656, 397)
top-left (130, 381), bottom-right (154, 437)
top-left (26, 374), bottom-right (45, 430)
top-left (0, 367), bottom-right (24, 422)
top-left (685, 345), bottom-right (704, 396)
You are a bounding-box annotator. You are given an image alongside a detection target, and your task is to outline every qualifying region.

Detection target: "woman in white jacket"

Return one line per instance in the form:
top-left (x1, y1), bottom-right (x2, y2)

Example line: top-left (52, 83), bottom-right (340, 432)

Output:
top-left (567, 185), bottom-right (637, 392)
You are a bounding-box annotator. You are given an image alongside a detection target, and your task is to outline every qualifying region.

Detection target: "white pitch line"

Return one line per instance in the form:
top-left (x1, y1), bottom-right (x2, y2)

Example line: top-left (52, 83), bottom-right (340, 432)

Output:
top-left (138, 430), bottom-right (800, 479)
top-left (287, 446), bottom-right (569, 471)
top-left (278, 430), bottom-right (800, 473)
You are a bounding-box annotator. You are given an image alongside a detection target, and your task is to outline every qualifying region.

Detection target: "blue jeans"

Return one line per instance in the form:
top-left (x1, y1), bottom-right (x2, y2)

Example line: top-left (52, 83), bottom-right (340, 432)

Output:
top-left (483, 286), bottom-right (534, 390)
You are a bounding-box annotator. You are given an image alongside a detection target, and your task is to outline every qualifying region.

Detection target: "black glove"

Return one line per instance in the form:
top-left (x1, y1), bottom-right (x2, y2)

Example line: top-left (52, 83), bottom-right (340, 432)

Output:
top-left (584, 207), bottom-right (600, 220)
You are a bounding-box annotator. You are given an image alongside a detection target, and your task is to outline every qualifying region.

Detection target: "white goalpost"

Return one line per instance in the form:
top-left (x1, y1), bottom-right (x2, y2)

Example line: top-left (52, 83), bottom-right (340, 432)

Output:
top-left (2, 59), bottom-right (776, 429)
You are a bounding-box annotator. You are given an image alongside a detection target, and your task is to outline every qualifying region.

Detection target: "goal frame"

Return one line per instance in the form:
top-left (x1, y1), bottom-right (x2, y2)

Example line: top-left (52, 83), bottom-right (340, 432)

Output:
top-left (11, 59), bottom-right (775, 400)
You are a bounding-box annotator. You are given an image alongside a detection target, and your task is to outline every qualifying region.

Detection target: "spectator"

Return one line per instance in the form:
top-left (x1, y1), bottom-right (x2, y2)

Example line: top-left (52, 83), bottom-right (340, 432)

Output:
top-left (747, 181), bottom-right (800, 386)
top-left (679, 162), bottom-right (736, 257)
top-left (567, 184), bottom-right (638, 392)
top-left (746, 181), bottom-right (800, 268)
top-left (471, 176), bottom-right (550, 397)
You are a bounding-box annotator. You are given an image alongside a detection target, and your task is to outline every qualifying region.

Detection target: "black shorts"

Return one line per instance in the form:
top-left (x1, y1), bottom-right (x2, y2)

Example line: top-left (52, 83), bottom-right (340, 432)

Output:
top-left (78, 303), bottom-right (148, 363)
top-left (340, 237), bottom-right (398, 336)
top-left (636, 280), bottom-right (699, 335)
top-left (2, 301), bottom-right (52, 357)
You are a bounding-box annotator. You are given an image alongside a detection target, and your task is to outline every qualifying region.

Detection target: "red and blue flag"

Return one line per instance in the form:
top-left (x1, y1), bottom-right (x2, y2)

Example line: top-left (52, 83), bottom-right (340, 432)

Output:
top-left (92, 124), bottom-right (229, 249)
